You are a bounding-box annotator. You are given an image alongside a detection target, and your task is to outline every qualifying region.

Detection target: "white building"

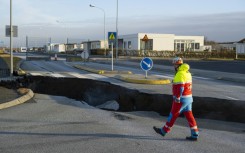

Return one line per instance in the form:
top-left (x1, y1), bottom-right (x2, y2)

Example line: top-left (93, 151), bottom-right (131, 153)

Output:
top-left (236, 38), bottom-right (245, 55)
top-left (46, 43), bottom-right (83, 53)
top-left (119, 33), bottom-right (205, 52)
top-left (218, 38), bottom-right (245, 54)
top-left (46, 43), bottom-right (59, 52)
top-left (218, 42), bottom-right (236, 51)
top-left (53, 44), bottom-right (66, 52)
top-left (82, 40), bottom-right (108, 51)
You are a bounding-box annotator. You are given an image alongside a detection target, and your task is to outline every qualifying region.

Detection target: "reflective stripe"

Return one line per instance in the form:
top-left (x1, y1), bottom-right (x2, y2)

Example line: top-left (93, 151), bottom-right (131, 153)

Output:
top-left (173, 82), bottom-right (185, 84)
top-left (164, 125), bottom-right (171, 129)
top-left (173, 82), bottom-right (192, 85)
top-left (191, 126), bottom-right (198, 130)
top-left (173, 95), bottom-right (192, 98)
top-left (181, 95), bottom-right (192, 98)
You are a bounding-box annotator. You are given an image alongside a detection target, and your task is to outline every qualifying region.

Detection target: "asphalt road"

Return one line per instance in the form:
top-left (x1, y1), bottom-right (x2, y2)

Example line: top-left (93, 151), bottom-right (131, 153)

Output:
top-left (14, 52), bottom-right (245, 74)
top-left (0, 94), bottom-right (244, 153)
top-left (128, 58), bottom-right (245, 74)
top-left (1, 54), bottom-right (244, 152)
top-left (20, 59), bottom-right (245, 101)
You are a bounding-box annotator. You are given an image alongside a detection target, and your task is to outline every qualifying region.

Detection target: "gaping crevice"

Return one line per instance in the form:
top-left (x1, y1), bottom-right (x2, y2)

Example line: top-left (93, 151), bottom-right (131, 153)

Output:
top-left (1, 76), bottom-right (245, 123)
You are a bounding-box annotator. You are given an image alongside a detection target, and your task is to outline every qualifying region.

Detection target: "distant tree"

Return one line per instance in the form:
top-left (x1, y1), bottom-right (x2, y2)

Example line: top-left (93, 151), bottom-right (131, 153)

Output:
top-left (204, 37), bottom-right (217, 45)
top-left (204, 37), bottom-right (222, 51)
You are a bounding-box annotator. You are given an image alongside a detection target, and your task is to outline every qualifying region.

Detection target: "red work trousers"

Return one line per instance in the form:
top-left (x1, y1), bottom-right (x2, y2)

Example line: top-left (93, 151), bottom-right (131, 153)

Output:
top-left (163, 101), bottom-right (198, 133)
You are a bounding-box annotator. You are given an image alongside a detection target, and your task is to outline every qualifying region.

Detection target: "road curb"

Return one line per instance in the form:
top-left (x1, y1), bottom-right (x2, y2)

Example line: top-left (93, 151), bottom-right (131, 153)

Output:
top-left (15, 59), bottom-right (27, 76)
top-left (74, 65), bottom-right (104, 74)
top-left (116, 76), bottom-right (171, 85)
top-left (74, 64), bottom-right (170, 85)
top-left (74, 65), bottom-right (132, 74)
top-left (0, 89), bottom-right (34, 110)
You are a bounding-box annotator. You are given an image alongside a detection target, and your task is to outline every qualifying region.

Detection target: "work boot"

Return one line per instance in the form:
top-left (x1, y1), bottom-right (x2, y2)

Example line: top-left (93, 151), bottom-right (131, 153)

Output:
top-left (186, 129), bottom-right (199, 141)
top-left (153, 126), bottom-right (166, 137)
top-left (186, 136), bottom-right (198, 141)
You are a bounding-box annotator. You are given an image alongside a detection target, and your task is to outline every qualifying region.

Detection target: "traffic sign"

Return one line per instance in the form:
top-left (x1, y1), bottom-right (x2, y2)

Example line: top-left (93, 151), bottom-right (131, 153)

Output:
top-left (142, 34), bottom-right (148, 42)
top-left (140, 57), bottom-right (153, 71)
top-left (108, 32), bottom-right (117, 41)
top-left (81, 50), bottom-right (89, 59)
top-left (5, 25), bottom-right (18, 37)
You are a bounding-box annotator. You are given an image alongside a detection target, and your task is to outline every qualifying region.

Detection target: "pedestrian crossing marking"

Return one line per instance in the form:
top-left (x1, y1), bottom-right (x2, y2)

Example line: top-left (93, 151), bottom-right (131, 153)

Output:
top-left (50, 73), bottom-right (66, 78)
top-left (69, 73), bottom-right (87, 78)
top-left (88, 74), bottom-right (108, 79)
top-left (29, 72), bottom-right (42, 76)
top-left (28, 72), bottom-right (109, 80)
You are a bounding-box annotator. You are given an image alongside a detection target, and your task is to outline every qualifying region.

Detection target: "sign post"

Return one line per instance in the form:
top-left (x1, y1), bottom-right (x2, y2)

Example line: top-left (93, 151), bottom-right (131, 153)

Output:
top-left (108, 32), bottom-right (117, 71)
top-left (111, 43), bottom-right (114, 71)
top-left (6, 23), bottom-right (18, 76)
top-left (140, 57), bottom-right (153, 78)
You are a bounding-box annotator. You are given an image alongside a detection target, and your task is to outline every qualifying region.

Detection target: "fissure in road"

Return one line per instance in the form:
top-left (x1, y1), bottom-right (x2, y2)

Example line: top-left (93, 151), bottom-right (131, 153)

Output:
top-left (1, 76), bottom-right (245, 123)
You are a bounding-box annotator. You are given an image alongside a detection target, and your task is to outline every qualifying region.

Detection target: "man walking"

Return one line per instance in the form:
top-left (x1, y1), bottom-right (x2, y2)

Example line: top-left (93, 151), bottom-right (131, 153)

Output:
top-left (153, 57), bottom-right (199, 141)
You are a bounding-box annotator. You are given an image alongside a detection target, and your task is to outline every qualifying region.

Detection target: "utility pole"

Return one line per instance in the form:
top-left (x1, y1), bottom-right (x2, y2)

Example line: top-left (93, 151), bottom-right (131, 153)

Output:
top-left (10, 0), bottom-right (13, 76)
top-left (90, 4), bottom-right (106, 56)
top-left (116, 0), bottom-right (118, 59)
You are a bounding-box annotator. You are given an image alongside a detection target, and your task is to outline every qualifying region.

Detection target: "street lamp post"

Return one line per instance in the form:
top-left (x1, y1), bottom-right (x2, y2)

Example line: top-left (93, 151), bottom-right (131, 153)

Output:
top-left (10, 0), bottom-right (13, 76)
top-left (116, 0), bottom-right (118, 59)
top-left (89, 4), bottom-right (106, 56)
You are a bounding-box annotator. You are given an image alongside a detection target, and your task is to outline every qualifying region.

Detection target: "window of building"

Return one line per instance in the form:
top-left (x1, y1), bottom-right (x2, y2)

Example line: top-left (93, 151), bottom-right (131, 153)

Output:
top-left (96, 42), bottom-right (100, 48)
top-left (91, 43), bottom-right (96, 49)
top-left (191, 43), bottom-right (195, 49)
top-left (176, 43), bottom-right (180, 51)
top-left (124, 42), bottom-right (127, 49)
top-left (181, 43), bottom-right (185, 51)
top-left (195, 43), bottom-right (200, 49)
top-left (147, 40), bottom-right (153, 50)
top-left (128, 41), bottom-right (131, 49)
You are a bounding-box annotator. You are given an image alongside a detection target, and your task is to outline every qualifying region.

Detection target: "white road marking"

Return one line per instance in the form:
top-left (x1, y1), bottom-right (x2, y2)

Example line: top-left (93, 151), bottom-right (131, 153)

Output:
top-left (193, 76), bottom-right (212, 80)
top-left (154, 74), bottom-right (173, 79)
top-left (50, 73), bottom-right (66, 78)
top-left (68, 73), bottom-right (87, 79)
top-left (29, 72), bottom-right (43, 76)
top-left (88, 74), bottom-right (108, 79)
top-left (225, 96), bottom-right (239, 101)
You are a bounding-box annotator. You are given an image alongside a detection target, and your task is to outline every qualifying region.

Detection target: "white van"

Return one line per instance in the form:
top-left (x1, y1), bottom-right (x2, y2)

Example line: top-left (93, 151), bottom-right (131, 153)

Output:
top-left (20, 47), bottom-right (27, 52)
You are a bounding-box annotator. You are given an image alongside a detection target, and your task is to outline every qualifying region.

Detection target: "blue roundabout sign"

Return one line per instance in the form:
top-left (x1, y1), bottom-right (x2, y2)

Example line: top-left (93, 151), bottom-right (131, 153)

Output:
top-left (140, 57), bottom-right (153, 71)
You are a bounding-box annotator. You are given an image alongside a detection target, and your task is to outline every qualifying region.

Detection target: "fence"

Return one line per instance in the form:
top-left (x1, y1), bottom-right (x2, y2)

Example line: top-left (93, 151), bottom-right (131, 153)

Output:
top-left (90, 49), bottom-right (238, 59)
top-left (0, 69), bottom-right (10, 77)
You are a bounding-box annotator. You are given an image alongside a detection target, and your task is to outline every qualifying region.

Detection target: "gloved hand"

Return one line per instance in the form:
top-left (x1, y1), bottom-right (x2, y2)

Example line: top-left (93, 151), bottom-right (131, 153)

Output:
top-left (173, 96), bottom-right (180, 103)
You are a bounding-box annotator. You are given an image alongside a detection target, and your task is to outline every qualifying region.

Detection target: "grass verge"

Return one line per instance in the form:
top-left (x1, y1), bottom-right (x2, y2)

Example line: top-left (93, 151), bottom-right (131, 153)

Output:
top-left (0, 53), bottom-right (21, 70)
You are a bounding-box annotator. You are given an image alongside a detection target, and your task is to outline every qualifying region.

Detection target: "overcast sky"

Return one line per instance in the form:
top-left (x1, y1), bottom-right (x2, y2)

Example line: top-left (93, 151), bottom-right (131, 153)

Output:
top-left (1, 0), bottom-right (245, 47)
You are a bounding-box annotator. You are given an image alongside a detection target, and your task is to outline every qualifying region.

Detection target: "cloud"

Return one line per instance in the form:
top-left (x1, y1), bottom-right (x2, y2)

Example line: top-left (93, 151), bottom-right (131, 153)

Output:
top-left (12, 0), bottom-right (58, 25)
top-left (1, 8), bottom-right (244, 47)
top-left (117, 12), bottom-right (245, 41)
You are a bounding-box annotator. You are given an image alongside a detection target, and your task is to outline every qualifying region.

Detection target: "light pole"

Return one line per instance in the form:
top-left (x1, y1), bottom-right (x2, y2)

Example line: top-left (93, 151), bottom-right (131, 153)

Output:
top-left (116, 0), bottom-right (118, 59)
top-left (10, 0), bottom-right (13, 76)
top-left (89, 4), bottom-right (106, 56)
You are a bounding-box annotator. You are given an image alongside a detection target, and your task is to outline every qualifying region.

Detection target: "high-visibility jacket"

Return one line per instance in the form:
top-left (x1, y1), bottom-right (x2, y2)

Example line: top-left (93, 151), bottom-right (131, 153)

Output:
top-left (172, 63), bottom-right (192, 101)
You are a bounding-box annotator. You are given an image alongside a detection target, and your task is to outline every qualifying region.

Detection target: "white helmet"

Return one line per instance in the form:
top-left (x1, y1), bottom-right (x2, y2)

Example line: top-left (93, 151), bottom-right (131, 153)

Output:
top-left (172, 57), bottom-right (183, 65)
